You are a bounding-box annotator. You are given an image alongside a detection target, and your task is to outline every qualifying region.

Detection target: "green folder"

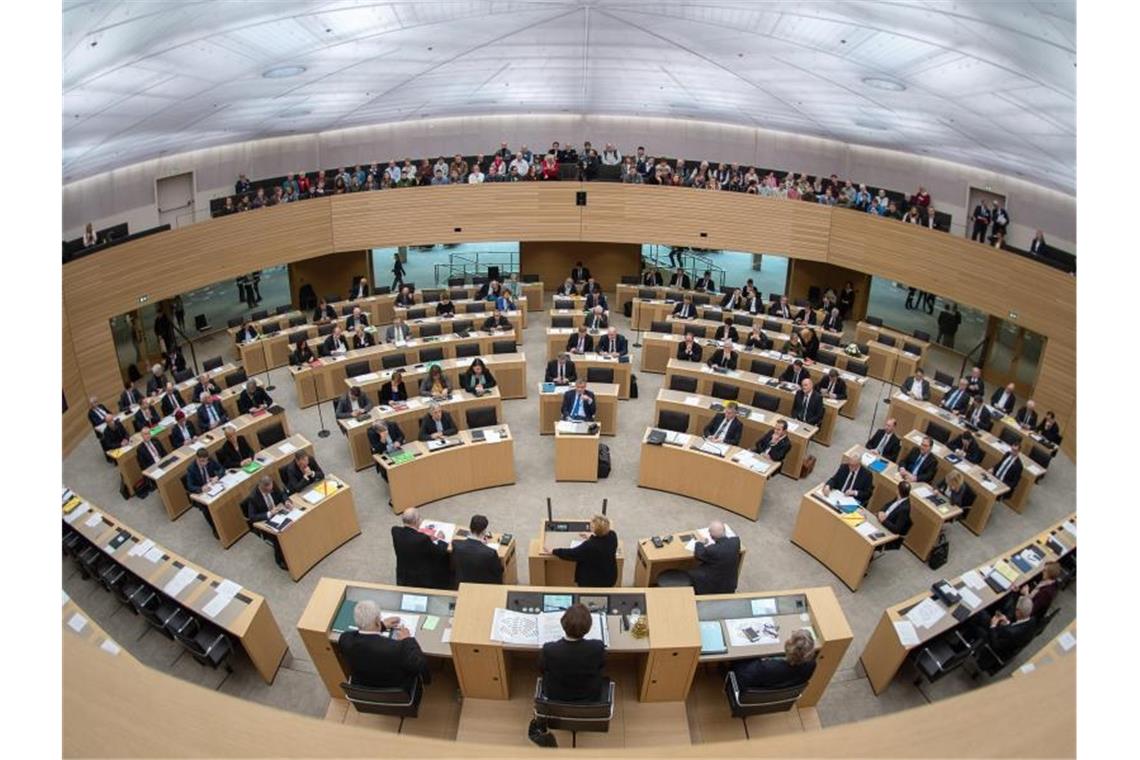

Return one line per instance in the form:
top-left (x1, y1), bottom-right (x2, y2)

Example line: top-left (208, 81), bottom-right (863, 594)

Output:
top-left (390, 450), bottom-right (415, 465)
top-left (149, 425), bottom-right (166, 436)
top-left (331, 599), bottom-right (358, 633)
top-left (242, 461), bottom-right (263, 474)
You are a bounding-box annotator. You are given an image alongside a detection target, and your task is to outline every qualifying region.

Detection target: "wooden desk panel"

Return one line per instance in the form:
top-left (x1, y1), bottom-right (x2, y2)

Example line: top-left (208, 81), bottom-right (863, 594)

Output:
top-left (554, 428), bottom-right (600, 481)
top-left (633, 528), bottom-right (746, 587)
top-left (262, 478), bottom-right (361, 582)
top-left (344, 354), bottom-right (526, 404)
top-left (896, 430), bottom-right (1009, 535)
top-left (789, 486), bottom-right (899, 592)
top-left (539, 382), bottom-right (618, 435)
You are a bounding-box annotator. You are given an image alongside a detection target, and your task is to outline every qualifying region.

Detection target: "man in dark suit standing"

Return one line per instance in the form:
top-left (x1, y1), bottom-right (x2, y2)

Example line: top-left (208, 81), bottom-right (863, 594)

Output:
top-left (562, 379), bottom-right (596, 421)
top-left (538, 604), bottom-right (607, 702)
top-left (792, 378), bottom-right (824, 427)
top-left (971, 200), bottom-right (991, 242)
top-left (990, 383), bottom-right (1016, 415)
top-left (823, 454), bottom-right (874, 505)
top-left (877, 481), bottom-right (912, 536)
top-left (567, 325), bottom-right (594, 354)
top-left (544, 353), bottom-right (577, 385)
top-left (282, 451), bottom-right (325, 494)
top-left (900, 436), bottom-right (938, 483)
top-left (675, 332), bottom-right (703, 362)
top-left (546, 515), bottom-right (619, 587)
top-left (754, 420), bottom-right (791, 462)
top-left (941, 378), bottom-right (971, 413)
top-left (702, 402), bottom-right (743, 446)
top-left (237, 379), bottom-right (273, 415)
top-left (687, 521), bottom-right (741, 594)
top-left (452, 514), bottom-right (504, 585)
top-left (135, 428), bottom-right (166, 470)
top-left (866, 418), bottom-right (901, 461)
top-left (391, 508), bottom-right (452, 589)
top-left (337, 599), bottom-right (431, 694)
top-left (901, 369), bottom-right (930, 401)
top-left (1028, 230), bottom-right (1048, 257)
top-left (571, 261), bottom-right (591, 283)
top-left (965, 366), bottom-right (985, 398)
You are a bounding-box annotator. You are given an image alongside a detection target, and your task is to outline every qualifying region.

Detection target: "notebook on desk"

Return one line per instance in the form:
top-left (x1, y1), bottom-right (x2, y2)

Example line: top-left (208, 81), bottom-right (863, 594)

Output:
top-left (699, 621), bottom-right (728, 655)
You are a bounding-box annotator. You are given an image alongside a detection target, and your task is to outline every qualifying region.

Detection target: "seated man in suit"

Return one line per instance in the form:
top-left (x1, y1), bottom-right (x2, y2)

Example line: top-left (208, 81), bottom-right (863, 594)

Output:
top-left (217, 424), bottom-right (255, 469)
top-left (234, 319), bottom-right (259, 344)
top-left (159, 382), bottom-right (187, 417)
top-left (345, 305), bottom-right (369, 330)
top-left (133, 397), bottom-right (162, 432)
top-left (145, 364), bottom-right (168, 396)
top-left (418, 403), bottom-right (458, 441)
top-left (312, 298), bottom-right (336, 323)
top-left (119, 382), bottom-right (143, 412)
top-left (754, 419), bottom-right (791, 462)
top-left (391, 508), bottom-right (452, 589)
top-left (368, 419), bottom-right (405, 482)
top-left (702, 401), bottom-right (743, 446)
top-left (687, 521), bottom-right (740, 594)
top-left (821, 307), bottom-right (843, 333)
top-left (961, 395), bottom-right (993, 431)
top-left (186, 447), bottom-right (224, 494)
top-left (584, 289), bottom-right (608, 313)
top-left (394, 285), bottom-right (416, 307)
top-left (642, 268), bottom-right (664, 286)
top-left (901, 368), bottom-right (930, 400)
top-left (823, 454), bottom-right (873, 505)
top-left (453, 514), bottom-right (504, 585)
top-left (101, 413), bottom-right (131, 452)
top-left (981, 596), bottom-right (1037, 664)
top-left (866, 417), bottom-right (901, 461)
top-left (135, 428), bottom-right (167, 470)
top-left (819, 368), bottom-right (847, 401)
top-left (323, 324), bottom-right (349, 355)
top-left (768, 296), bottom-right (793, 320)
top-left (936, 471), bottom-right (976, 515)
top-left (694, 270), bottom-right (717, 292)
top-left (672, 294), bottom-right (697, 319)
top-left (714, 318), bottom-right (739, 342)
top-left (567, 325), bottom-right (594, 355)
top-left (965, 366), bottom-right (985, 398)
top-left (351, 324), bottom-right (375, 350)
top-left (584, 305), bottom-right (608, 331)
top-left (350, 277), bottom-right (370, 300)
top-left (899, 436), bottom-right (937, 483)
top-left (990, 382), bottom-right (1016, 415)
top-left (719, 288), bottom-right (742, 311)
top-left (237, 379), bottom-right (273, 415)
top-left (193, 372), bottom-right (221, 401)
top-left (1015, 400), bottom-right (1038, 429)
top-left (596, 326), bottom-right (628, 357)
top-left (385, 316), bottom-right (413, 343)
top-left (732, 629), bottom-right (817, 690)
top-left (483, 308), bottom-right (512, 332)
top-left (338, 600), bottom-right (431, 694)
top-left (707, 339), bottom-right (738, 371)
top-left (571, 261), bottom-right (591, 282)
top-left (992, 441), bottom-right (1025, 492)
top-left (197, 391), bottom-right (229, 431)
top-left (792, 377), bottom-right (824, 427)
top-left (780, 359), bottom-right (810, 386)
top-left (669, 268), bottom-right (691, 289)
top-left (941, 378), bottom-right (971, 413)
top-left (562, 378), bottom-right (597, 422)
top-left (539, 603), bottom-right (608, 702)
top-left (794, 305), bottom-right (817, 325)
top-left (87, 396), bottom-right (112, 429)
top-left (335, 386), bottom-right (373, 420)
top-left (1036, 410), bottom-right (1062, 445)
top-left (743, 327), bottom-right (773, 351)
top-left (545, 352), bottom-right (578, 385)
top-left (945, 430), bottom-right (983, 464)
top-left (243, 475), bottom-right (292, 569)
top-left (676, 332), bottom-right (703, 362)
top-left (435, 293), bottom-right (456, 316)
top-left (169, 410), bottom-right (198, 449)
top-left (282, 451), bottom-right (325, 493)
top-left (877, 481), bottom-right (912, 535)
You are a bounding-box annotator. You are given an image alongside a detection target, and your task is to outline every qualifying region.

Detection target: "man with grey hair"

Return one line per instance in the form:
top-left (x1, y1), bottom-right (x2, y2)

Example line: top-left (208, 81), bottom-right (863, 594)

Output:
top-left (244, 475), bottom-right (292, 570)
top-left (197, 390), bottom-right (228, 430)
top-left (391, 508), bottom-right (451, 588)
top-left (337, 599), bottom-right (431, 692)
top-left (687, 521), bottom-right (742, 595)
top-left (238, 378), bottom-right (273, 415)
top-left (146, 363), bottom-right (167, 394)
top-left (980, 595), bottom-right (1037, 666)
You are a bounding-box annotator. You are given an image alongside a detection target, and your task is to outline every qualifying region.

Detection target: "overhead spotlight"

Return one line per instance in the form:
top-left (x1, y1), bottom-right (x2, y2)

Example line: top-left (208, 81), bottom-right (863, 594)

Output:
top-left (861, 76), bottom-right (906, 92)
top-left (263, 65), bottom-right (307, 79)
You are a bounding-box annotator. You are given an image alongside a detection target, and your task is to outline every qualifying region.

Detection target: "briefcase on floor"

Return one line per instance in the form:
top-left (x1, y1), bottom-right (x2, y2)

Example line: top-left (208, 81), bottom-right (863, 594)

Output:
top-left (800, 454), bottom-right (816, 478)
top-left (928, 532), bottom-right (950, 570)
top-left (597, 443), bottom-right (612, 478)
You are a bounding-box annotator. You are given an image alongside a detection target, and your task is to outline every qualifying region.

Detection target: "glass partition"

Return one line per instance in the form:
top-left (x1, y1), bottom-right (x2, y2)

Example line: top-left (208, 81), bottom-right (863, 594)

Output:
top-left (641, 245), bottom-right (789, 295)
top-left (371, 242), bottom-right (520, 289)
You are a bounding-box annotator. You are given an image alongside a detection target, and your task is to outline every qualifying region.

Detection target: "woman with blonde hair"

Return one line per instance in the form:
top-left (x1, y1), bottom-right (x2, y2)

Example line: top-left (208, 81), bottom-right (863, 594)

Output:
top-left (544, 514), bottom-right (618, 587)
top-left (732, 629), bottom-right (817, 688)
top-left (935, 470), bottom-right (976, 514)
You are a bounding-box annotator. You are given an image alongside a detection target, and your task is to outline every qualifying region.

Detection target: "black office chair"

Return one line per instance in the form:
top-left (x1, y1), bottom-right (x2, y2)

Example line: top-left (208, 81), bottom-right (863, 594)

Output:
top-left (551, 315), bottom-right (573, 328)
top-left (865, 315), bottom-right (884, 327)
top-left (1028, 446), bottom-right (1052, 470)
top-left (762, 319), bottom-right (780, 333)
top-left (275, 304), bottom-right (293, 315)
top-left (289, 315), bottom-right (306, 328)
top-left (533, 677), bottom-right (615, 747)
top-left (711, 382), bottom-right (739, 401)
top-left (455, 343), bottom-right (480, 358)
top-left (174, 618), bottom-right (235, 673)
top-left (173, 368), bottom-right (194, 383)
top-left (999, 427), bottom-right (1024, 447)
top-left (666, 290), bottom-right (683, 302)
top-left (286, 330), bottom-right (308, 346)
top-left (856, 343), bottom-right (869, 355)
top-left (876, 334), bottom-right (897, 348)
top-left (341, 305), bottom-right (355, 317)
top-left (382, 353), bottom-right (407, 370)
top-left (554, 298), bottom-right (574, 310)
top-left (913, 329), bottom-right (932, 341)
top-left (136, 591), bottom-right (182, 640)
top-left (733, 313), bottom-right (753, 327)
top-left (224, 370), bottom-right (247, 388)
top-left (450, 287), bottom-right (468, 300)
top-left (724, 671), bottom-right (807, 729)
top-left (345, 361), bottom-right (372, 379)
top-left (586, 367), bottom-right (614, 383)
top-left (422, 289), bottom-right (442, 303)
top-left (256, 423), bottom-right (286, 449)
top-left (914, 630), bottom-right (974, 685)
top-left (449, 277), bottom-right (467, 287)
top-left (419, 347), bottom-right (444, 362)
top-left (521, 273), bottom-right (540, 283)
top-left (472, 276), bottom-right (487, 286)
top-left (466, 407), bottom-right (498, 429)
top-left (816, 352), bottom-right (835, 367)
top-left (750, 360), bottom-right (776, 377)
top-left (114, 573), bottom-right (149, 612)
top-left (926, 422), bottom-right (952, 444)
top-left (657, 410), bottom-right (690, 433)
top-left (689, 326), bottom-right (710, 339)
top-left (407, 307), bottom-right (429, 320)
top-left (226, 317), bottom-right (242, 328)
top-left (904, 342), bottom-right (922, 355)
top-left (452, 320), bottom-right (474, 334)
top-left (793, 299), bottom-right (809, 308)
top-left (493, 340), bottom-right (516, 354)
top-left (703, 309), bottom-right (722, 323)
top-left (638, 288), bottom-right (656, 299)
top-left (341, 676), bottom-right (423, 728)
top-left (251, 310), bottom-right (269, 321)
top-left (620, 274), bottom-right (638, 285)
top-left (202, 356), bottom-right (224, 372)
top-left (262, 323), bottom-right (281, 336)
top-left (317, 343), bottom-right (331, 358)
top-left (847, 361), bottom-right (868, 377)
top-left (98, 561), bottom-right (129, 594)
top-left (669, 375), bottom-right (697, 393)
top-left (692, 294), bottom-right (710, 306)
top-left (419, 323), bottom-right (442, 337)
top-left (317, 323), bottom-right (335, 337)
top-left (374, 286), bottom-right (391, 295)
top-left (751, 392), bottom-right (780, 412)
top-left (820, 332), bottom-right (840, 347)
top-left (934, 370), bottom-right (955, 387)
top-left (466, 302), bottom-right (487, 313)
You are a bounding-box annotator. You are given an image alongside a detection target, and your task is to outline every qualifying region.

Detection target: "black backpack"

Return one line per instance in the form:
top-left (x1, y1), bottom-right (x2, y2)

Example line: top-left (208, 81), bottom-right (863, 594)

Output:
top-left (597, 443), bottom-right (611, 478)
top-left (629, 374), bottom-right (639, 399)
top-left (927, 532), bottom-right (949, 569)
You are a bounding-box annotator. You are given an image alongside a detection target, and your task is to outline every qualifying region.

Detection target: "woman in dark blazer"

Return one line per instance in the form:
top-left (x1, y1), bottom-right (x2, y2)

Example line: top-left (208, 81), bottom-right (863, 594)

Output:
top-left (800, 328), bottom-right (820, 361)
top-left (379, 370), bottom-right (409, 404)
top-left (539, 603), bottom-right (607, 702)
top-left (460, 358), bottom-right (497, 395)
top-left (732, 629), bottom-right (817, 689)
top-left (216, 425), bottom-right (255, 470)
top-left (936, 471), bottom-right (976, 516)
top-left (290, 337), bottom-right (315, 366)
top-left (547, 515), bottom-right (618, 587)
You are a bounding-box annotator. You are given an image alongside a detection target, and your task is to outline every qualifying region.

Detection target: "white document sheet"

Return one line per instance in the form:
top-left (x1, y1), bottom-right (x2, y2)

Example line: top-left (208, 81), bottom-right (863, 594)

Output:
top-left (893, 621), bottom-right (919, 647)
top-left (144, 546), bottom-right (165, 563)
top-left (724, 617), bottom-right (780, 647)
top-left (489, 608), bottom-right (538, 645)
top-left (67, 613), bottom-right (87, 633)
top-left (958, 587), bottom-right (983, 611)
top-left (905, 598), bottom-right (946, 630)
top-left (483, 430), bottom-right (501, 443)
top-left (422, 520), bottom-right (457, 544)
top-left (380, 611), bottom-right (421, 638)
top-left (64, 502), bottom-right (91, 524)
top-left (163, 566), bottom-right (198, 598)
top-left (961, 570), bottom-right (986, 590)
top-left (1058, 632), bottom-right (1076, 652)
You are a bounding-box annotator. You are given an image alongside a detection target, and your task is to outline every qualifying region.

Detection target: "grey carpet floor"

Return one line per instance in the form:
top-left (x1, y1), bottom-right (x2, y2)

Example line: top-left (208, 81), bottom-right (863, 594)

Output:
top-left (63, 298), bottom-right (1076, 733)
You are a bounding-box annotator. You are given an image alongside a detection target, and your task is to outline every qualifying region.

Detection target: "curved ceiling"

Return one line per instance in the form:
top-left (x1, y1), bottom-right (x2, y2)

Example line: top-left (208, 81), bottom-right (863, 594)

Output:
top-left (63, 1), bottom-right (1076, 192)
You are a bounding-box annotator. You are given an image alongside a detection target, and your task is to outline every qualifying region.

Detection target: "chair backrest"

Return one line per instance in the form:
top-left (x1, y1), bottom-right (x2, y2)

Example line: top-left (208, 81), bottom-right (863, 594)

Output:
top-left (999, 427), bottom-right (1024, 447)
top-left (419, 347), bottom-right (444, 363)
top-left (340, 678), bottom-right (421, 718)
top-left (173, 368), bottom-right (194, 383)
top-left (286, 330), bottom-right (308, 346)
top-left (227, 317), bottom-right (242, 328)
top-left (768, 292), bottom-right (782, 302)
top-left (452, 320), bottom-right (474, 334)
top-left (455, 343), bottom-right (481, 358)
top-left (665, 290), bottom-right (683, 302)
top-left (521, 273), bottom-right (540, 283)
top-left (650, 320), bottom-right (672, 334)
top-left (345, 361), bottom-right (372, 379)
top-left (865, 315), bottom-right (884, 327)
top-left (224, 370), bottom-right (247, 388)
top-left (552, 315), bottom-right (574, 328)
top-left (448, 277), bottom-right (467, 287)
top-left (934, 370), bottom-right (955, 386)
top-left (275, 304), bottom-right (293, 315)
top-left (904, 342), bottom-right (922, 355)
top-left (793, 299), bottom-right (809, 308)
top-left (251, 310), bottom-right (268, 321)
top-left (450, 287), bottom-right (468, 300)
top-left (763, 319), bottom-right (780, 332)
top-left (688, 326), bottom-right (709, 339)
top-left (876, 334), bottom-right (897, 348)
top-left (374, 286), bottom-right (391, 295)
top-left (586, 367), bottom-right (614, 383)
top-left (638, 288), bottom-right (656, 299)
top-left (847, 360), bottom-right (868, 376)
top-left (472, 276), bottom-right (488, 285)
top-left (554, 298), bottom-right (574, 310)
top-left (926, 421), bottom-right (952, 444)
top-left (913, 329), bottom-right (931, 341)
top-left (289, 315), bottom-right (306, 327)
top-left (856, 343), bottom-right (869, 354)
top-left (466, 301), bottom-right (487, 313)
top-left (1028, 445), bottom-right (1052, 469)
top-left (341, 305), bottom-right (355, 317)
top-left (620, 274), bottom-right (639, 284)
top-left (711, 382), bottom-right (739, 401)
top-left (657, 410), bottom-right (690, 433)
top-left (815, 352), bottom-right (835, 366)
top-left (422, 289), bottom-right (442, 303)
top-left (317, 323), bottom-right (334, 337)
top-left (724, 671), bottom-right (806, 718)
top-left (752, 392), bottom-right (780, 411)
top-left (262, 322), bottom-right (280, 335)
top-left (750, 360), bottom-right (776, 377)
top-left (381, 353), bottom-right (407, 369)
top-left (256, 423), bottom-right (286, 449)
top-left (202, 356), bottom-right (224, 372)
top-left (733, 313), bottom-right (753, 327)
top-left (317, 343), bottom-right (331, 357)
top-left (819, 332), bottom-right (840, 346)
top-left (324, 293), bottom-right (341, 304)
top-left (533, 678), bottom-right (615, 734)
top-left (493, 340), bottom-right (517, 354)
top-left (692, 294), bottom-right (711, 306)
top-left (419, 323), bottom-right (442, 337)
top-left (407, 307), bottom-right (429, 320)
top-left (669, 375), bottom-right (697, 393)
top-left (703, 309), bottom-right (722, 323)
top-left (466, 406), bottom-right (498, 428)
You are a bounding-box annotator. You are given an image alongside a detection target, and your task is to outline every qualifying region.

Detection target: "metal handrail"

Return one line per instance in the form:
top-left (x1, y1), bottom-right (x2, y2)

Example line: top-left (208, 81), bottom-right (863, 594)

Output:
top-left (644, 245), bottom-right (728, 288)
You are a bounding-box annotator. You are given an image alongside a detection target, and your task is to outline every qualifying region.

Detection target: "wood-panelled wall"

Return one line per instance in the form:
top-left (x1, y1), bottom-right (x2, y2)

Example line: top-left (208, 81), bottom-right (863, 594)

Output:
top-left (62, 305), bottom-right (91, 451)
top-left (786, 260), bottom-right (872, 322)
top-left (62, 184), bottom-right (1076, 458)
top-left (288, 251), bottom-right (369, 307)
top-left (519, 241), bottom-right (641, 291)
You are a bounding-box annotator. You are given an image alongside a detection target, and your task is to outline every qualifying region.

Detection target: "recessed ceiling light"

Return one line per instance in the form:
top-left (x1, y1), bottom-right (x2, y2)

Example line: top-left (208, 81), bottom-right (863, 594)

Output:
top-left (262, 65), bottom-right (307, 79)
top-left (862, 76), bottom-right (906, 92)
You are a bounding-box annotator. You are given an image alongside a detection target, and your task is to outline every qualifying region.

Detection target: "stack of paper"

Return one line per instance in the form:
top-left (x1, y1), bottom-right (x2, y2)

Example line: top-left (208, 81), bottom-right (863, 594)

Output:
top-left (203, 579), bottom-right (243, 618)
top-left (961, 570), bottom-right (986, 590)
top-left (128, 538), bottom-right (156, 558)
top-left (205, 482), bottom-right (225, 498)
top-left (664, 431), bottom-right (690, 446)
top-left (893, 620), bottom-right (919, 647)
top-left (698, 440), bottom-right (728, 456)
top-left (1061, 520), bottom-right (1076, 538)
top-left (302, 489), bottom-right (325, 505)
top-left (958, 587), bottom-right (983, 610)
top-left (381, 611), bottom-right (422, 637)
top-left (422, 520), bottom-right (457, 544)
top-left (749, 598), bottom-right (778, 615)
top-left (279, 441), bottom-right (298, 455)
top-left (994, 560), bottom-right (1020, 583)
top-left (854, 521), bottom-right (878, 537)
top-left (981, 479), bottom-right (1000, 492)
top-left (905, 598), bottom-right (946, 630)
top-left (724, 617), bottom-right (780, 647)
top-left (163, 566), bottom-right (199, 598)
top-left (220, 470), bottom-right (250, 489)
top-left (84, 513), bottom-right (103, 528)
top-left (483, 429), bottom-right (502, 443)
top-left (859, 452), bottom-right (878, 467)
top-left (912, 485), bottom-right (934, 499)
top-left (683, 396), bottom-right (702, 406)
